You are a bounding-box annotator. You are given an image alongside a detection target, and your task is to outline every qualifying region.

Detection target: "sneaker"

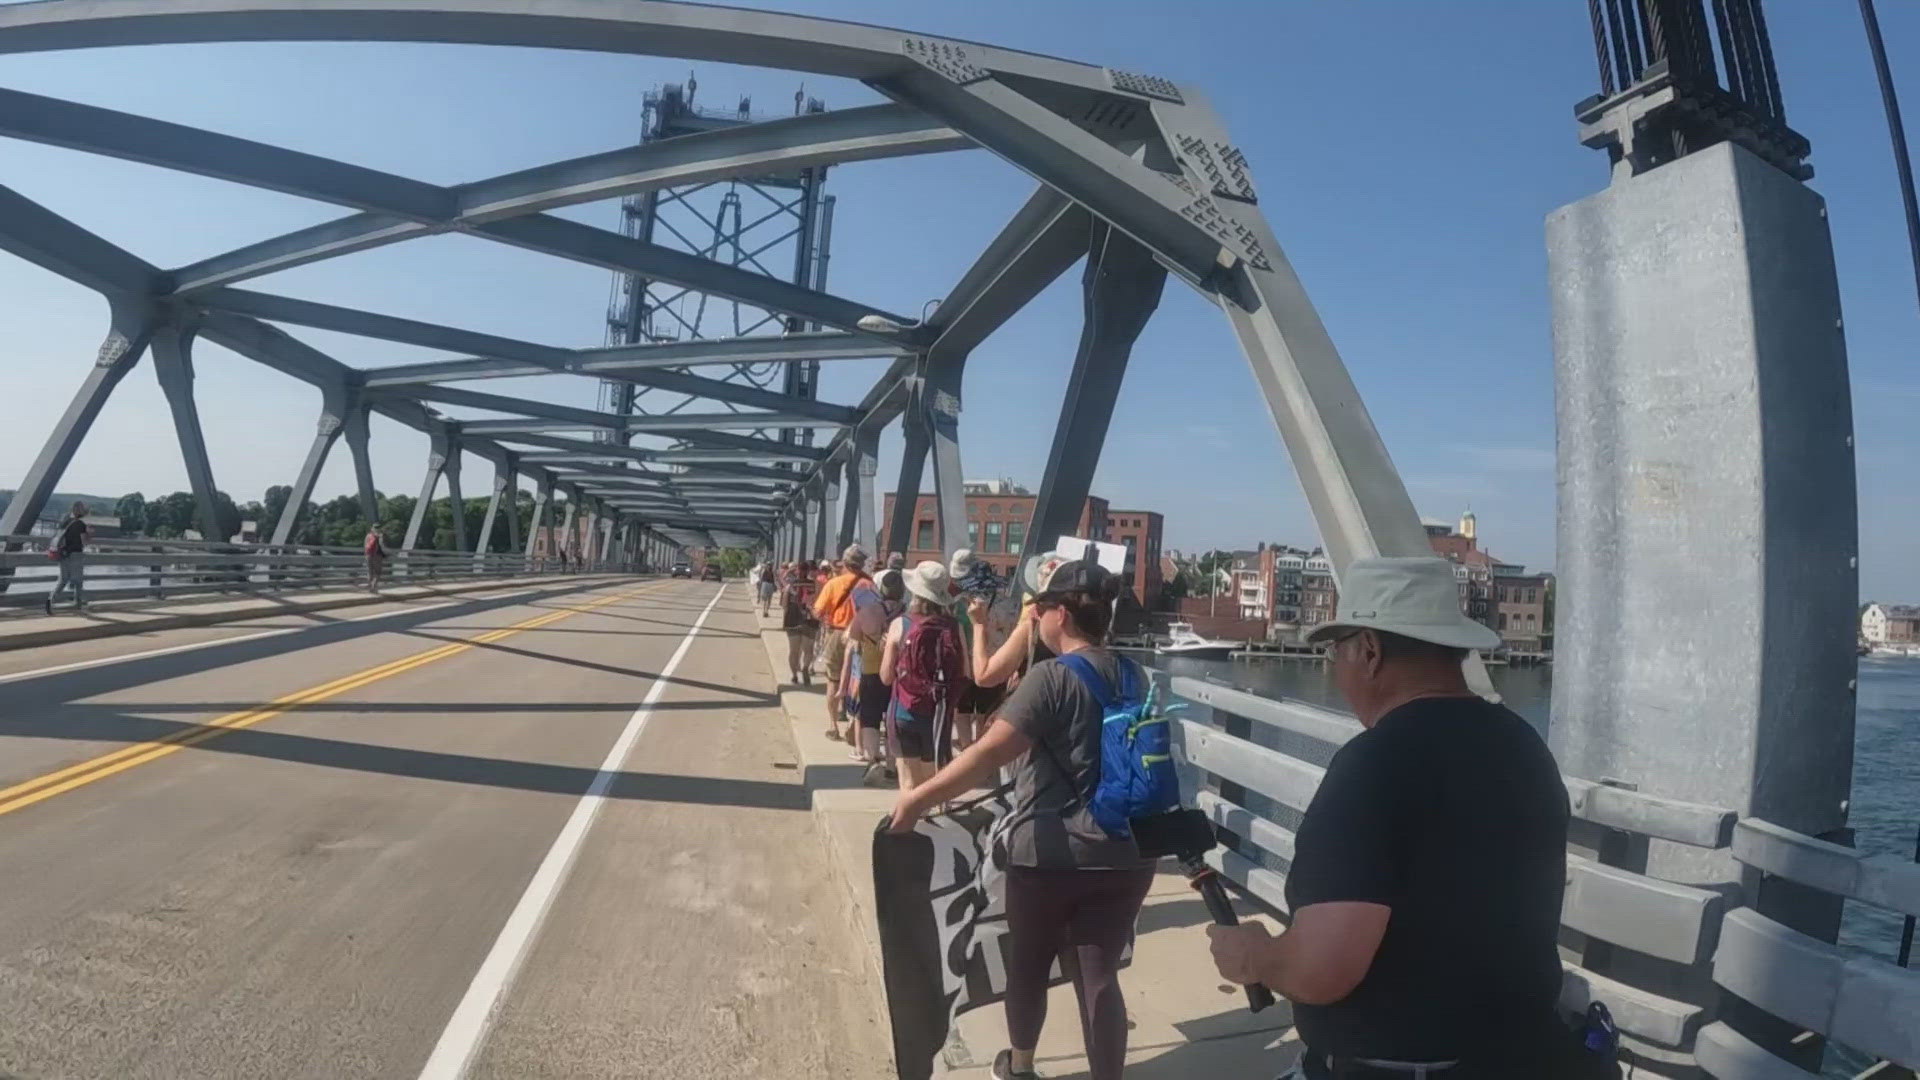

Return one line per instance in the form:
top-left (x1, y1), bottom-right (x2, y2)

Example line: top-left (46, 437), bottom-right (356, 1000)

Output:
top-left (992, 1050), bottom-right (1041, 1079)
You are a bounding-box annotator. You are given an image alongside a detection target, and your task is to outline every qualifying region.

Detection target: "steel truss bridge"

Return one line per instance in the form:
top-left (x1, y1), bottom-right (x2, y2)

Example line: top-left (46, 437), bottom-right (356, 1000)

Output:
top-left (0, 0), bottom-right (1431, 577)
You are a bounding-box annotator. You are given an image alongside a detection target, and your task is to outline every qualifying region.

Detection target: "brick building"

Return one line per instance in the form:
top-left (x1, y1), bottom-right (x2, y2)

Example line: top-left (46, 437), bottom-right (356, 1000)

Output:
top-left (1249, 512), bottom-right (1551, 649)
top-left (879, 479), bottom-right (1111, 581)
top-left (1106, 509), bottom-right (1166, 608)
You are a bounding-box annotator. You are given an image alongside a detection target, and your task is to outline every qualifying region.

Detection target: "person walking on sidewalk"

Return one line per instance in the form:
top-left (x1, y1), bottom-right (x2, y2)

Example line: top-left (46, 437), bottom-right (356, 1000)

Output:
top-left (757, 560), bottom-right (778, 616)
top-left (888, 559), bottom-right (1151, 1080)
top-left (364, 525), bottom-right (388, 595)
top-left (1206, 557), bottom-right (1585, 1080)
top-left (781, 558), bottom-right (821, 685)
top-left (812, 545), bottom-right (870, 744)
top-left (847, 567), bottom-right (905, 773)
top-left (43, 501), bottom-right (92, 615)
top-left (879, 561), bottom-right (967, 791)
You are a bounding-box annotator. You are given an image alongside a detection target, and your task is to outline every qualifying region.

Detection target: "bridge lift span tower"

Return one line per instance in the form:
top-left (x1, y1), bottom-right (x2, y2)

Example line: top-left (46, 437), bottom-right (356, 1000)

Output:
top-left (600, 76), bottom-right (835, 466)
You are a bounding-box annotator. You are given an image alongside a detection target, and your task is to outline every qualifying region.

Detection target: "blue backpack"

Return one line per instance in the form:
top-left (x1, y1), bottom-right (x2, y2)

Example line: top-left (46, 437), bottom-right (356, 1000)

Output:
top-left (1057, 653), bottom-right (1182, 839)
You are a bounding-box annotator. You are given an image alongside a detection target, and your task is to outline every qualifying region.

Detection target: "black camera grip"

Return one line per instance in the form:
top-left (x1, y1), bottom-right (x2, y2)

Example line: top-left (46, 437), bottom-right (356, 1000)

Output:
top-left (1194, 873), bottom-right (1276, 1013)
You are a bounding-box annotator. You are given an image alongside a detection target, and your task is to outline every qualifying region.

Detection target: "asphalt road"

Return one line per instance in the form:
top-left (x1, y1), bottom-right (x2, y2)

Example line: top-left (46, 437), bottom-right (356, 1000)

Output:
top-left (0, 578), bottom-right (890, 1079)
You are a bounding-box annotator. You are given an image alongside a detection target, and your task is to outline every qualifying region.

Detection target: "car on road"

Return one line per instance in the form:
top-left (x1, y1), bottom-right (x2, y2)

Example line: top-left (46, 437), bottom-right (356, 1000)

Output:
top-left (670, 563), bottom-right (692, 578)
top-left (700, 565), bottom-right (723, 582)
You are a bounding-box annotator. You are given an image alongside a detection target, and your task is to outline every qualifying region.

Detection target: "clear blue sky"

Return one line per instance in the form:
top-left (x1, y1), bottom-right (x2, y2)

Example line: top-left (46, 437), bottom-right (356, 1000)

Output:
top-left (2, 1), bottom-right (1916, 597)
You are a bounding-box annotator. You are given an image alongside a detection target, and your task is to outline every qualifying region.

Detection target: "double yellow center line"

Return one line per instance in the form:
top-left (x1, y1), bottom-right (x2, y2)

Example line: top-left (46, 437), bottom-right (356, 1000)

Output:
top-left (0, 582), bottom-right (666, 819)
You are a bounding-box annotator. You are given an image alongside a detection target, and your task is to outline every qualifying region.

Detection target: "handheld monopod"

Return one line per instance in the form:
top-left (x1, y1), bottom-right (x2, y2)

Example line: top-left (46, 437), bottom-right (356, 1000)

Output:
top-left (1131, 808), bottom-right (1276, 1013)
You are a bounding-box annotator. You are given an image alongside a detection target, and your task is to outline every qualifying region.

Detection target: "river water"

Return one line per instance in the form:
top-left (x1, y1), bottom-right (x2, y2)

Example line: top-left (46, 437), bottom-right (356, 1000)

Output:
top-left (1156, 652), bottom-right (1916, 1074)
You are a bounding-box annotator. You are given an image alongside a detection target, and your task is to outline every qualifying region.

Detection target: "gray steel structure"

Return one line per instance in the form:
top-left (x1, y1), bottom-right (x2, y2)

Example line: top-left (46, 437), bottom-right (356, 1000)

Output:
top-left (0, 0), bottom-right (1428, 594)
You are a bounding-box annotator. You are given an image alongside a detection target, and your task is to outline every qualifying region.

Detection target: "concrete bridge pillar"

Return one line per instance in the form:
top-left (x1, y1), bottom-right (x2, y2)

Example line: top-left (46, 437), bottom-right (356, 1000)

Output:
top-left (1027, 222), bottom-right (1165, 565)
top-left (1547, 141), bottom-right (1858, 1067)
top-left (0, 296), bottom-right (158, 557)
top-left (150, 318), bottom-right (226, 544)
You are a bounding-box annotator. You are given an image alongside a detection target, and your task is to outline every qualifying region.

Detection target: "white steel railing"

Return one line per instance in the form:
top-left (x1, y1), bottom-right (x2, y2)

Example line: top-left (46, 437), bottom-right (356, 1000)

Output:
top-left (0, 534), bottom-right (646, 610)
top-left (1163, 672), bottom-right (1918, 1080)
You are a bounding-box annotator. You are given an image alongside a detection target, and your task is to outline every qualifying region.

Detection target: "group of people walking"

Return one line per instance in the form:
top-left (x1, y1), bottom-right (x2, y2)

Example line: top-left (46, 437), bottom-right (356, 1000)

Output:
top-left (751, 547), bottom-right (1598, 1080)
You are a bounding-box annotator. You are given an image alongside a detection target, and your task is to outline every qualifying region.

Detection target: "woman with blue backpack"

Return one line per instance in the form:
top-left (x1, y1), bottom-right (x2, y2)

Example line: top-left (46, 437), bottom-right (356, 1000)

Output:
top-left (889, 558), bottom-right (1168, 1080)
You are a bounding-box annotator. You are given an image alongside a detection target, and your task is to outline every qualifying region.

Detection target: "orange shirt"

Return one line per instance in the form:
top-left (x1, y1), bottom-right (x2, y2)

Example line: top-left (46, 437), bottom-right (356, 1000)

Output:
top-left (812, 570), bottom-right (868, 629)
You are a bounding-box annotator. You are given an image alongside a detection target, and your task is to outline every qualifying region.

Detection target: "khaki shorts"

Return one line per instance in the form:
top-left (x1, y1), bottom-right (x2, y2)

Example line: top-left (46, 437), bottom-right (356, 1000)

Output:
top-left (821, 630), bottom-right (849, 684)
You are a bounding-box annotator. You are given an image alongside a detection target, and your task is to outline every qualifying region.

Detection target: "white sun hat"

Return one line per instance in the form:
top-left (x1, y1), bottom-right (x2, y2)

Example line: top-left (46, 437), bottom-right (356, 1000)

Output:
top-left (1304, 556), bottom-right (1502, 652)
top-left (905, 561), bottom-right (953, 607)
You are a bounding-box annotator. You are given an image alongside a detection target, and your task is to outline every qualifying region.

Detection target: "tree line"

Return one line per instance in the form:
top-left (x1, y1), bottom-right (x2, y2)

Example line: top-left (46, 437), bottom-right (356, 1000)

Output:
top-left (109, 488), bottom-right (566, 552)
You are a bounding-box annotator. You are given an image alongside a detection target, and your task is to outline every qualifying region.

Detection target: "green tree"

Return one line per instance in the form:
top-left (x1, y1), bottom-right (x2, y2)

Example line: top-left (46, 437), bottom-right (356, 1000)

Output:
top-left (262, 485), bottom-right (292, 538)
top-left (380, 494), bottom-right (414, 547)
top-left (714, 547), bottom-right (753, 577)
top-left (213, 490), bottom-right (243, 543)
top-left (115, 492), bottom-right (148, 537)
top-left (155, 491), bottom-right (197, 538)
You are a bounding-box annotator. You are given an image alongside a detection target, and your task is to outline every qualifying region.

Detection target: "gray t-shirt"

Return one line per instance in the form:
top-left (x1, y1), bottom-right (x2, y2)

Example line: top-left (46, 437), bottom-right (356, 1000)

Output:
top-left (999, 647), bottom-right (1149, 870)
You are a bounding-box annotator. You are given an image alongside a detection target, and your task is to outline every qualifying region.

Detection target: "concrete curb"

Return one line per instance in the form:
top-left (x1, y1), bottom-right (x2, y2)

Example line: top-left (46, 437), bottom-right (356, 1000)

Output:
top-left (752, 617), bottom-right (902, 1051)
top-left (0, 575), bottom-right (640, 652)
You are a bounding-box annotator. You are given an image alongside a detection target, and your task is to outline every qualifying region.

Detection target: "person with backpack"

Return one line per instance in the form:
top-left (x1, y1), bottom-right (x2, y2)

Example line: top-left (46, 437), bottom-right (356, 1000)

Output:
top-left (781, 558), bottom-right (821, 685)
top-left (812, 545), bottom-right (871, 744)
top-left (879, 561), bottom-right (969, 791)
top-left (364, 525), bottom-right (388, 594)
top-left (888, 559), bottom-right (1162, 1080)
top-left (847, 567), bottom-right (906, 774)
top-left (43, 500), bottom-right (92, 615)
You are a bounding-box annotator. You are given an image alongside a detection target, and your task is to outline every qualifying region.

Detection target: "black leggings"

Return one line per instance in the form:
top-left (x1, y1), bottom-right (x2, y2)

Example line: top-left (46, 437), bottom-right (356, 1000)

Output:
top-left (1003, 864), bottom-right (1156, 1080)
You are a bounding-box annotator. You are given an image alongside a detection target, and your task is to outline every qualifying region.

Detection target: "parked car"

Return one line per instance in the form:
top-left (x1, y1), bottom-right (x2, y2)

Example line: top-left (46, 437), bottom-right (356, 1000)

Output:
top-left (671, 563), bottom-right (692, 578)
top-left (700, 565), bottom-right (723, 582)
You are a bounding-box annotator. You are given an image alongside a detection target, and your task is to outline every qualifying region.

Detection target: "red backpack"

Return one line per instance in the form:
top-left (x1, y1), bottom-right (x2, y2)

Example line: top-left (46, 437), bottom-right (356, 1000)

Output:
top-left (893, 613), bottom-right (969, 723)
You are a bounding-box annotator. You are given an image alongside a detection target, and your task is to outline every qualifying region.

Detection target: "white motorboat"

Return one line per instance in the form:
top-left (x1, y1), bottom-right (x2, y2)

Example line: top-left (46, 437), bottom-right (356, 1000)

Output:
top-left (1155, 622), bottom-right (1240, 660)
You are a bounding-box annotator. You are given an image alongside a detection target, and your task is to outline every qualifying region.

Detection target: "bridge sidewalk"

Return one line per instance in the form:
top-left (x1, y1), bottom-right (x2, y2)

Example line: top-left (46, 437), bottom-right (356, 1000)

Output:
top-left (0, 574), bottom-right (633, 652)
top-left (754, 613), bottom-right (1301, 1079)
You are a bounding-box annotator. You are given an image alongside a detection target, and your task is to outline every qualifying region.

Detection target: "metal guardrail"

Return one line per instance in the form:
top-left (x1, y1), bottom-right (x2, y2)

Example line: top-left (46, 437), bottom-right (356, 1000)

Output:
top-left (1163, 673), bottom-right (1919, 1079)
top-left (0, 535), bottom-right (643, 610)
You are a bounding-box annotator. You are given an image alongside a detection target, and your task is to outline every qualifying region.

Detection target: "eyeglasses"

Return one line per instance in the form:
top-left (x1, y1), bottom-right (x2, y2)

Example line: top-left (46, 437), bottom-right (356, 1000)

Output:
top-left (1319, 629), bottom-right (1363, 658)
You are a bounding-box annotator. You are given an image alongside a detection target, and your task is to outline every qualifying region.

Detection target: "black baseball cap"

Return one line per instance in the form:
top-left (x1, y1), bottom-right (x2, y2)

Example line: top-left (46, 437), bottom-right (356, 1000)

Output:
top-left (1033, 558), bottom-right (1116, 601)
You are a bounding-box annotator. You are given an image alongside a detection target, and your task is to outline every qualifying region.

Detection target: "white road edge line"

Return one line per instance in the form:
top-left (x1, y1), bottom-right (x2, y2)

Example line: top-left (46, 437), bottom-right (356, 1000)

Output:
top-left (415, 583), bottom-right (727, 1080)
top-left (0, 580), bottom-right (619, 686)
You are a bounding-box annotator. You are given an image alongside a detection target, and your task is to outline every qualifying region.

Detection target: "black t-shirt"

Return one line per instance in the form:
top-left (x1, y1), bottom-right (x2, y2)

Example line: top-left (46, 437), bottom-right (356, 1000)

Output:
top-left (58, 517), bottom-right (88, 555)
top-left (1283, 695), bottom-right (1570, 1069)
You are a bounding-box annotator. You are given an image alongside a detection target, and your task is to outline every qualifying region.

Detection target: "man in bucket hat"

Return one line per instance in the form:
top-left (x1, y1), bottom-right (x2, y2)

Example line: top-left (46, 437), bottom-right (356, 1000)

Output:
top-left (1207, 557), bottom-right (1585, 1080)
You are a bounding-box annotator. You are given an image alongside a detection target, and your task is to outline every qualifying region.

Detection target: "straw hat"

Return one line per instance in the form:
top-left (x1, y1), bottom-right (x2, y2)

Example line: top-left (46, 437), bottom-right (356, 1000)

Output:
top-left (904, 561), bottom-right (952, 607)
top-left (1303, 556), bottom-right (1501, 651)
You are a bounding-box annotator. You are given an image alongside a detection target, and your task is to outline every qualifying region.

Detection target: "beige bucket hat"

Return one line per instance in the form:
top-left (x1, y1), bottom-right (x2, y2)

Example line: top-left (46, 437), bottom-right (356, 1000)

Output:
top-left (1304, 556), bottom-right (1502, 652)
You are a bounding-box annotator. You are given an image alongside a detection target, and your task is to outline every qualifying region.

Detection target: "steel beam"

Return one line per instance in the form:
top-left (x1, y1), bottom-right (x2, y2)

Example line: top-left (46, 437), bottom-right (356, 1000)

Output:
top-left (926, 186), bottom-right (1092, 358)
top-left (0, 86), bottom-right (451, 220)
top-left (652, 429), bottom-right (829, 461)
top-left (476, 456), bottom-right (514, 555)
top-left (0, 183), bottom-right (162, 296)
top-left (150, 320), bottom-right (226, 543)
top-left (341, 397), bottom-right (379, 525)
top-left (194, 310), bottom-right (356, 390)
top-left (271, 382), bottom-right (350, 545)
top-left (0, 3), bottom-right (1115, 90)
top-left (359, 332), bottom-right (901, 388)
top-left (874, 70), bottom-right (1225, 286)
top-left (1156, 97), bottom-right (1434, 571)
top-left (385, 384), bottom-right (626, 430)
top-left (1027, 222), bottom-right (1165, 560)
top-left (402, 430), bottom-right (451, 551)
top-left (205, 289), bottom-right (863, 420)
top-left (885, 392), bottom-right (932, 558)
top-left (174, 103), bottom-right (967, 293)
top-left (839, 426), bottom-right (878, 553)
top-left (470, 213), bottom-right (920, 338)
top-left (0, 297), bottom-right (158, 550)
top-left (525, 473), bottom-right (552, 565)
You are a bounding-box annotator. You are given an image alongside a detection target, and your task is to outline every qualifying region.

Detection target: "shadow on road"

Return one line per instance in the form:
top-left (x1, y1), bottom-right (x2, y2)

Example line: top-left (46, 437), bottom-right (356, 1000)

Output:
top-left (2, 704), bottom-right (807, 811)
